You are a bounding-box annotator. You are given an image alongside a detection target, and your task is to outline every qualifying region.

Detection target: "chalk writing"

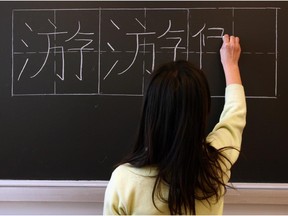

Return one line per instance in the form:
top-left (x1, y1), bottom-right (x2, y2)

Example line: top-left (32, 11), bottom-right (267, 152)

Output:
top-left (12, 7), bottom-right (279, 98)
top-left (191, 24), bottom-right (224, 69)
top-left (17, 20), bottom-right (94, 82)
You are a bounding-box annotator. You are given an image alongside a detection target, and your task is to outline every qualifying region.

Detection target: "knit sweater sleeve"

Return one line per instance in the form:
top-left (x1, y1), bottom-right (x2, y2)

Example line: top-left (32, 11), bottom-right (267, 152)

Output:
top-left (103, 166), bottom-right (128, 215)
top-left (206, 84), bottom-right (247, 168)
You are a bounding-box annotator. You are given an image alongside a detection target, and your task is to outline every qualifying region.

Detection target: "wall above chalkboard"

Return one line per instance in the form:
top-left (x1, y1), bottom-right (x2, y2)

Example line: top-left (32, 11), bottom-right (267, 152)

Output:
top-left (0, 1), bottom-right (288, 182)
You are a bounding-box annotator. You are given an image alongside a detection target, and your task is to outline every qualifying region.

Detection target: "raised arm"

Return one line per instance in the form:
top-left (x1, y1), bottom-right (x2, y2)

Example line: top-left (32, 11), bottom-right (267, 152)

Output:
top-left (206, 34), bottom-right (246, 168)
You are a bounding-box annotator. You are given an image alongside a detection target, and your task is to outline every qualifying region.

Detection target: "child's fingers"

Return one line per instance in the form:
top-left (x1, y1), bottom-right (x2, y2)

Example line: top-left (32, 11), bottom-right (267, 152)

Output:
top-left (230, 35), bottom-right (235, 44)
top-left (235, 36), bottom-right (240, 43)
top-left (222, 34), bottom-right (230, 43)
top-left (223, 34), bottom-right (240, 46)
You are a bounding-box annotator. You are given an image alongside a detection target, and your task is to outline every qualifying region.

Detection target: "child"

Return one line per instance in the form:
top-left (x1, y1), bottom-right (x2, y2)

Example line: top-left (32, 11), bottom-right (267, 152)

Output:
top-left (103, 34), bottom-right (246, 215)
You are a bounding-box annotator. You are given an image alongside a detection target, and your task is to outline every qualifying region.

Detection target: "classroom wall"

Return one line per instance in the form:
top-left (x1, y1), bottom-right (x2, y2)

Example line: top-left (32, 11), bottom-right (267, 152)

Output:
top-left (0, 181), bottom-right (288, 215)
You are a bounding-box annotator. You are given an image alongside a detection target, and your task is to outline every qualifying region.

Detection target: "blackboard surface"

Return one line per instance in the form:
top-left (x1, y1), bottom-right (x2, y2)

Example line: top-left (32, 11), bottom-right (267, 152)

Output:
top-left (0, 1), bottom-right (288, 182)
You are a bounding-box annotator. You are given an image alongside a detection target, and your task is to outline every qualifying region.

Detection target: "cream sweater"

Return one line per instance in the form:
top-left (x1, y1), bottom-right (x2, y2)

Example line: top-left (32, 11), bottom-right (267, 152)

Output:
top-left (103, 84), bottom-right (246, 215)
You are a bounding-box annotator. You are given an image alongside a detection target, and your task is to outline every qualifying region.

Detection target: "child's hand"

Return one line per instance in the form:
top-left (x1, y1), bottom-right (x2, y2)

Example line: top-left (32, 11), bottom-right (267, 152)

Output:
top-left (220, 34), bottom-right (242, 85)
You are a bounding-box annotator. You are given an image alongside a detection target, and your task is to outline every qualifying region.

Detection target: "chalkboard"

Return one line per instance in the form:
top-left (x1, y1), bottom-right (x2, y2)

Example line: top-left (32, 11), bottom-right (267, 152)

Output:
top-left (1, 1), bottom-right (288, 182)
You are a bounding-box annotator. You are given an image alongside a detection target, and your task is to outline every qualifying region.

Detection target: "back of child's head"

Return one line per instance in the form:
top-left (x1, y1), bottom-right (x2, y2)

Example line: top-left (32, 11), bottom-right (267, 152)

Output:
top-left (142, 60), bottom-right (211, 165)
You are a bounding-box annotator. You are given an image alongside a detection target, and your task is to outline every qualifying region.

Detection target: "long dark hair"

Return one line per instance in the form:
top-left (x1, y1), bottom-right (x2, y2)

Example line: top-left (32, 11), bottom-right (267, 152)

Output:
top-left (122, 60), bottom-right (233, 214)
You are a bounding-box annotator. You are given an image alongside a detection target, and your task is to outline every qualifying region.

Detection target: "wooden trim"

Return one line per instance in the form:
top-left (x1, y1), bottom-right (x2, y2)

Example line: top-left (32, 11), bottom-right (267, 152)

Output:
top-left (0, 180), bottom-right (106, 202)
top-left (0, 181), bottom-right (287, 205)
top-left (225, 183), bottom-right (288, 205)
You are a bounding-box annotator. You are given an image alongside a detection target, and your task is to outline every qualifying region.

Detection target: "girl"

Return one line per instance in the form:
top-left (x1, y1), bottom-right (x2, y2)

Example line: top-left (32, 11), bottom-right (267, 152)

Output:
top-left (103, 34), bottom-right (246, 215)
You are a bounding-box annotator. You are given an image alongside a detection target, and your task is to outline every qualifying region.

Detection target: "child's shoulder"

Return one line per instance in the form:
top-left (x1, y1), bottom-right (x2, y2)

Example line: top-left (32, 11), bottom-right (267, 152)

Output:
top-left (111, 163), bottom-right (131, 176)
top-left (112, 163), bottom-right (158, 179)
